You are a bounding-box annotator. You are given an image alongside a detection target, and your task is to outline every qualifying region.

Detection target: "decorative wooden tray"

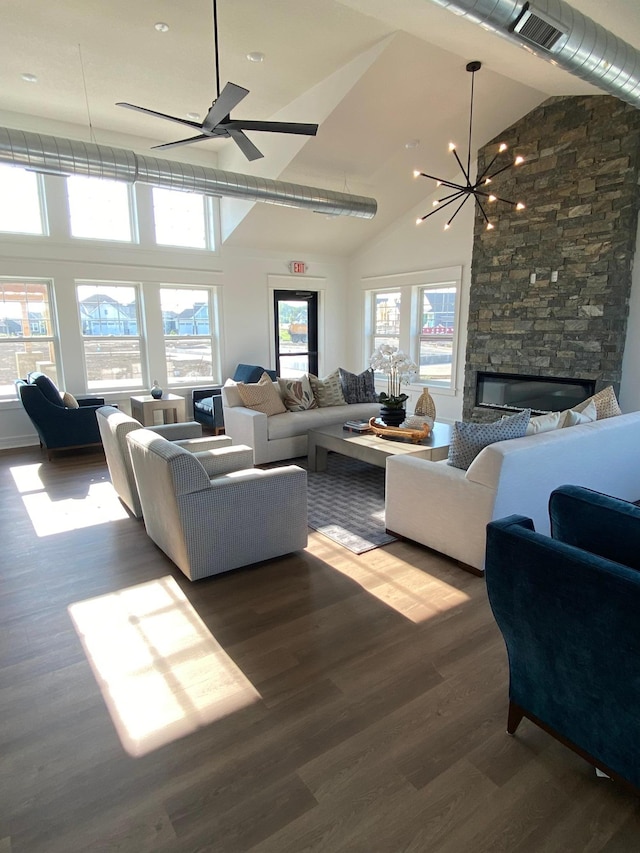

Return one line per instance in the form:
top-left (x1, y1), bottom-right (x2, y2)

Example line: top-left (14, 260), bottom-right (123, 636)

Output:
top-left (368, 417), bottom-right (431, 444)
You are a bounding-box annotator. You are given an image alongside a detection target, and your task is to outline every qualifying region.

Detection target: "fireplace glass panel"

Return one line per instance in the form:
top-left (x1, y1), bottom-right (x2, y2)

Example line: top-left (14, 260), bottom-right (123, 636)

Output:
top-left (476, 372), bottom-right (596, 414)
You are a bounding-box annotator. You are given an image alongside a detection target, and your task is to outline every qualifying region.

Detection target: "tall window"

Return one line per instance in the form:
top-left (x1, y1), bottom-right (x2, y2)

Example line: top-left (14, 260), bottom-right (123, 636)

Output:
top-left (152, 187), bottom-right (213, 250)
top-left (67, 176), bottom-right (133, 242)
top-left (161, 287), bottom-right (217, 384)
top-left (77, 282), bottom-right (143, 390)
top-left (372, 291), bottom-right (401, 354)
top-left (418, 285), bottom-right (457, 387)
top-left (0, 279), bottom-right (57, 398)
top-left (0, 164), bottom-right (45, 235)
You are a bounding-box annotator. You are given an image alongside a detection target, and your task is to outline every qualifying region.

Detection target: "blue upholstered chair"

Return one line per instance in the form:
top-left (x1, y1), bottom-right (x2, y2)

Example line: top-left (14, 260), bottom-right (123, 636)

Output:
top-left (16, 372), bottom-right (104, 459)
top-left (485, 485), bottom-right (640, 794)
top-left (192, 364), bottom-right (277, 433)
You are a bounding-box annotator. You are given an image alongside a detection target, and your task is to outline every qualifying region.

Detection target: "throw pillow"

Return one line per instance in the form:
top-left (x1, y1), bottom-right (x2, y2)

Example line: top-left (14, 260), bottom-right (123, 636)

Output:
top-left (309, 369), bottom-right (347, 407)
top-left (574, 385), bottom-right (622, 419)
top-left (525, 410), bottom-right (564, 435)
top-left (448, 409), bottom-right (531, 471)
top-left (277, 375), bottom-right (317, 412)
top-left (237, 372), bottom-right (287, 416)
top-left (61, 391), bottom-right (79, 408)
top-left (338, 367), bottom-right (378, 404)
top-left (561, 399), bottom-right (597, 427)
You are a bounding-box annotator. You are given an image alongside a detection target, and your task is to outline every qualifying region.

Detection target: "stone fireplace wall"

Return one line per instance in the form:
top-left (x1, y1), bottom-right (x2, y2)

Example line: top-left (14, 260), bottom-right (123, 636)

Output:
top-left (463, 95), bottom-right (640, 421)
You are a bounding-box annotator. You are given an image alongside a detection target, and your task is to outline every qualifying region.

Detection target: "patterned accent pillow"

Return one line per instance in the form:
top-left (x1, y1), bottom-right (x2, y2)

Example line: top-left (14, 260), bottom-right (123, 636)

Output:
top-left (338, 367), bottom-right (378, 404)
top-left (309, 369), bottom-right (347, 407)
top-left (448, 409), bottom-right (531, 471)
top-left (277, 375), bottom-right (317, 412)
top-left (237, 372), bottom-right (287, 416)
top-left (61, 391), bottom-right (79, 408)
top-left (574, 385), bottom-right (621, 419)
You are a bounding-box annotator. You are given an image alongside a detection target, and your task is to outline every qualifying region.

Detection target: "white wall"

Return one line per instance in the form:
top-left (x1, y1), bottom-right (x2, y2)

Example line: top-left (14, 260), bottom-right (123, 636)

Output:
top-left (620, 220), bottom-right (640, 413)
top-left (348, 189), bottom-right (474, 424)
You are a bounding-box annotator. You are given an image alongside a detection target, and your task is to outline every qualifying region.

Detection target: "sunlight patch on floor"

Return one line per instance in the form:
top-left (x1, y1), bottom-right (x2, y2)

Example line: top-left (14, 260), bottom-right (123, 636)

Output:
top-left (10, 463), bottom-right (128, 536)
top-left (328, 549), bottom-right (470, 623)
top-left (68, 576), bottom-right (261, 757)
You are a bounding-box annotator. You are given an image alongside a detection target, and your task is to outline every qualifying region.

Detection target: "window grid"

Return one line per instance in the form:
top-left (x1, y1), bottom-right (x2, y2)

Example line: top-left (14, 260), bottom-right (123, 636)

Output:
top-left (77, 282), bottom-right (144, 391)
top-left (160, 287), bottom-right (216, 385)
top-left (418, 285), bottom-right (457, 388)
top-left (0, 278), bottom-right (58, 398)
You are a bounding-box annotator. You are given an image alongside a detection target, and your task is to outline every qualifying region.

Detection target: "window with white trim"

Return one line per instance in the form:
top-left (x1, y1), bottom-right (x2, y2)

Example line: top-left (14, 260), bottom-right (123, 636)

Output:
top-left (417, 284), bottom-right (457, 388)
top-left (160, 286), bottom-right (218, 385)
top-left (372, 290), bottom-right (401, 354)
top-left (76, 282), bottom-right (143, 391)
top-left (0, 164), bottom-right (45, 235)
top-left (0, 278), bottom-right (58, 398)
top-left (67, 175), bottom-right (134, 242)
top-left (152, 187), bottom-right (214, 250)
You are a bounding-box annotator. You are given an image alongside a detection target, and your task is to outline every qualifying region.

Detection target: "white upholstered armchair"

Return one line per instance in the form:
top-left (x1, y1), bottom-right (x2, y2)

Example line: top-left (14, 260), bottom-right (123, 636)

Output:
top-left (126, 428), bottom-right (308, 581)
top-left (97, 406), bottom-right (238, 518)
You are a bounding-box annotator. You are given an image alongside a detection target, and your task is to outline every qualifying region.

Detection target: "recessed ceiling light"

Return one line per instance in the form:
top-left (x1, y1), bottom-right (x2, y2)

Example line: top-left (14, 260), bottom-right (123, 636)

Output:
top-left (21, 73), bottom-right (38, 83)
top-left (405, 139), bottom-right (420, 149)
top-left (154, 22), bottom-right (169, 33)
top-left (186, 112), bottom-right (200, 121)
top-left (246, 52), bottom-right (265, 63)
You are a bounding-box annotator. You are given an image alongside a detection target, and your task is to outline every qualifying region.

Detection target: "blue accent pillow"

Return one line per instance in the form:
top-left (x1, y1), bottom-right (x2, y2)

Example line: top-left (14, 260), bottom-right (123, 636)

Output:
top-left (338, 367), bottom-right (378, 404)
top-left (448, 409), bottom-right (531, 470)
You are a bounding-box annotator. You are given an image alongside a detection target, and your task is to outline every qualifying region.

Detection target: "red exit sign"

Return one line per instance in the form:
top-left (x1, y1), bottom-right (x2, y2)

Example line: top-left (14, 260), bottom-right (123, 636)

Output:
top-left (289, 261), bottom-right (307, 274)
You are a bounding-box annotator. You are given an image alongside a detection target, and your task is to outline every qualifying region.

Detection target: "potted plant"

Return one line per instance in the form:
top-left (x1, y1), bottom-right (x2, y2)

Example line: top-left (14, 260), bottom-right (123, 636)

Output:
top-left (370, 344), bottom-right (418, 426)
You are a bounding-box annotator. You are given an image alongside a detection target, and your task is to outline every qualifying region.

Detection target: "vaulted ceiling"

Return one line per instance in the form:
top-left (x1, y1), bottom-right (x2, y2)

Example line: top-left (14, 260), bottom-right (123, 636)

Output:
top-left (2, 0), bottom-right (639, 255)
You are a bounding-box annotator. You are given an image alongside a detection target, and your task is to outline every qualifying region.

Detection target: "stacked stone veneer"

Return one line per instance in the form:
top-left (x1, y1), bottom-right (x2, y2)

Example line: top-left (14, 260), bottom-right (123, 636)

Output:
top-left (463, 95), bottom-right (640, 422)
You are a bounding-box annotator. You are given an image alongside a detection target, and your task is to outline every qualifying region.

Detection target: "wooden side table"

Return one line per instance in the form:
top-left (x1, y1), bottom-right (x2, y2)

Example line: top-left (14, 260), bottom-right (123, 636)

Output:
top-left (130, 394), bottom-right (186, 426)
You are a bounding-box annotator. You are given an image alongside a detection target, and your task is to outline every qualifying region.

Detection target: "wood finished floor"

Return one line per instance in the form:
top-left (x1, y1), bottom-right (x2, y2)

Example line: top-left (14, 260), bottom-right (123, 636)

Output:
top-left (1, 447), bottom-right (639, 853)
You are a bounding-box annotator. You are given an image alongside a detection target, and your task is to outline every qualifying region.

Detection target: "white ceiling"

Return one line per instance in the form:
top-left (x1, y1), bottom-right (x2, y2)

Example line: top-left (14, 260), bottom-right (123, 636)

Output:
top-left (2, 0), bottom-right (640, 255)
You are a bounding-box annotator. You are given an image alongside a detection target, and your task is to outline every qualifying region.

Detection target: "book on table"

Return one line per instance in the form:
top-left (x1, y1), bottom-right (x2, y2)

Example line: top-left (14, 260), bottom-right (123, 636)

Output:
top-left (343, 420), bottom-right (373, 433)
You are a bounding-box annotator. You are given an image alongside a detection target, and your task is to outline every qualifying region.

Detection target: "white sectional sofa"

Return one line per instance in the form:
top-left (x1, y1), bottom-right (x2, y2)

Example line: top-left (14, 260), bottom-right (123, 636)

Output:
top-left (385, 411), bottom-right (640, 574)
top-left (222, 381), bottom-right (380, 464)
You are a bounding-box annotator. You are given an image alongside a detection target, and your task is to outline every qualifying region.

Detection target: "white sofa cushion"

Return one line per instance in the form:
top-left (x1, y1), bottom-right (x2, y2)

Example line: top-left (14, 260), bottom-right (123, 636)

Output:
top-left (267, 402), bottom-right (379, 440)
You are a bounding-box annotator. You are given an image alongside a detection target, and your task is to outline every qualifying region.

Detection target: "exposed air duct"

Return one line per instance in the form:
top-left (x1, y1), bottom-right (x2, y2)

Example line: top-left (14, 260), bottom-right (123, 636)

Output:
top-left (0, 126), bottom-right (377, 219)
top-left (428, 0), bottom-right (640, 110)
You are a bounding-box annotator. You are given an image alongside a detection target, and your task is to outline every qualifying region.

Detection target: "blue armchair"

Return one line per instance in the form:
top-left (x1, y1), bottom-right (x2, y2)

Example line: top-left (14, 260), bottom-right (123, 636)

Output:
top-left (16, 372), bottom-right (104, 459)
top-left (192, 364), bottom-right (277, 433)
top-left (485, 485), bottom-right (640, 794)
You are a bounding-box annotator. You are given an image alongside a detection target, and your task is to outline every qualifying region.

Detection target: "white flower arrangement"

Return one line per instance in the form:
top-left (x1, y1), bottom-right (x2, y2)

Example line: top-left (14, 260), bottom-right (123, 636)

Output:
top-left (370, 344), bottom-right (418, 408)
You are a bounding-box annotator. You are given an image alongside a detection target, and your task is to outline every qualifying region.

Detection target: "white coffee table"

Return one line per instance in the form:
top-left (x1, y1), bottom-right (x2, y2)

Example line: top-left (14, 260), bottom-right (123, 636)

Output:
top-left (307, 421), bottom-right (451, 472)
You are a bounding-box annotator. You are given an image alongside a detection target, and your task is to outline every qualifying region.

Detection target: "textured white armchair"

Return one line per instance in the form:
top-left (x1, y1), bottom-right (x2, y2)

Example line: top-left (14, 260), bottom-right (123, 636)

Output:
top-left (127, 428), bottom-right (308, 581)
top-left (97, 406), bottom-right (236, 518)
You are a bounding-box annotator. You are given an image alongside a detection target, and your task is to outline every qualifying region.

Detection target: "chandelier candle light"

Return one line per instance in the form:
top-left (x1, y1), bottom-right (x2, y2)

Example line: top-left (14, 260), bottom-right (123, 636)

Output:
top-left (414, 61), bottom-right (525, 232)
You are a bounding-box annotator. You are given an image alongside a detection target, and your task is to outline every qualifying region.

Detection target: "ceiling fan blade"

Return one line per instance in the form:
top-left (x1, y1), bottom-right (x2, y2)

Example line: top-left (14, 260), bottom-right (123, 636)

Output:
top-left (227, 120), bottom-right (318, 136)
top-left (116, 102), bottom-right (202, 130)
top-left (202, 82), bottom-right (250, 131)
top-left (228, 128), bottom-right (263, 161)
top-left (151, 135), bottom-right (211, 151)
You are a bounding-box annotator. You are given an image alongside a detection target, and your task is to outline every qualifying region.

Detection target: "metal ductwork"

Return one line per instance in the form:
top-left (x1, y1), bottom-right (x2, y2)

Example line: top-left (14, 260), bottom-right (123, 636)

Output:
top-left (0, 126), bottom-right (377, 219)
top-left (428, 0), bottom-right (640, 109)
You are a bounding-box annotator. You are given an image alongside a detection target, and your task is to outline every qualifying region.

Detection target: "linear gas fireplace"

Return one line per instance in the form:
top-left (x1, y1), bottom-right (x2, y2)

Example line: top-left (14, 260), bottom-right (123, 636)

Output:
top-left (475, 372), bottom-right (596, 415)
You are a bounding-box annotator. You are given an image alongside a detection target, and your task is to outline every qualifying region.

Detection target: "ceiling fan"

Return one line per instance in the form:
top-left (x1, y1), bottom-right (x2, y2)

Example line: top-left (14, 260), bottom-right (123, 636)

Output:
top-left (116, 0), bottom-right (318, 161)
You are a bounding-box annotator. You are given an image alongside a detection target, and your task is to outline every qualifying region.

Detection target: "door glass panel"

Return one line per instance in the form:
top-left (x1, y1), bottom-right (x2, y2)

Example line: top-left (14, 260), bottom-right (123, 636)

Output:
top-left (274, 290), bottom-right (318, 377)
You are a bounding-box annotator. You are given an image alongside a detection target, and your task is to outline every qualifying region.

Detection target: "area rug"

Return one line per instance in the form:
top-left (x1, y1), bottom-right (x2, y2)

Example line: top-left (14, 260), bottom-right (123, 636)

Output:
top-left (298, 454), bottom-right (397, 554)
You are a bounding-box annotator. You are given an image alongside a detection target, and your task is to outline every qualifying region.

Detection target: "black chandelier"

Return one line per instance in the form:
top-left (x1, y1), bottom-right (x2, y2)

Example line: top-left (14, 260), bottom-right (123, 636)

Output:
top-left (414, 61), bottom-right (525, 232)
